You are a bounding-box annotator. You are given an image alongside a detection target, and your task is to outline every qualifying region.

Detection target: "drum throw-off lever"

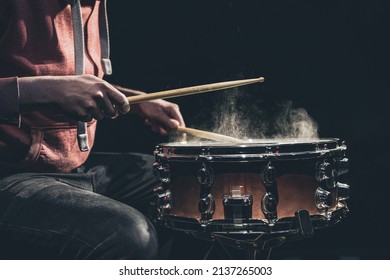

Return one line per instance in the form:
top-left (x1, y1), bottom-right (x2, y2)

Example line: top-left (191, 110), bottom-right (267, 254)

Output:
top-left (222, 186), bottom-right (253, 221)
top-left (294, 210), bottom-right (314, 239)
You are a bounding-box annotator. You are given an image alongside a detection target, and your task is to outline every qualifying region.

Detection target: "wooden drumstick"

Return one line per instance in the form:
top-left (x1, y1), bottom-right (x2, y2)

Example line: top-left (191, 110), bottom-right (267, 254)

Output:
top-left (176, 126), bottom-right (246, 143)
top-left (124, 76), bottom-right (264, 104)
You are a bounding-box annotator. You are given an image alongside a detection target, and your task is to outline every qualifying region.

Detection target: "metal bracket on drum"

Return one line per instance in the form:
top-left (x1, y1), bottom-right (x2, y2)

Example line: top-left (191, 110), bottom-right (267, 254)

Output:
top-left (155, 187), bottom-right (172, 212)
top-left (294, 210), bottom-right (314, 239)
top-left (335, 157), bottom-right (349, 176)
top-left (260, 162), bottom-right (279, 224)
top-left (315, 187), bottom-right (332, 211)
top-left (153, 161), bottom-right (171, 186)
top-left (198, 193), bottom-right (215, 219)
top-left (197, 163), bottom-right (215, 220)
top-left (315, 158), bottom-right (350, 216)
top-left (336, 182), bottom-right (350, 209)
top-left (222, 193), bottom-right (253, 221)
top-left (153, 161), bottom-right (172, 213)
top-left (316, 160), bottom-right (337, 189)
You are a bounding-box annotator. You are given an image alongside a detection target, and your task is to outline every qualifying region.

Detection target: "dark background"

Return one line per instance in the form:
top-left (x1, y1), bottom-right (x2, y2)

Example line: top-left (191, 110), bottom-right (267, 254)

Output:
top-left (94, 0), bottom-right (390, 259)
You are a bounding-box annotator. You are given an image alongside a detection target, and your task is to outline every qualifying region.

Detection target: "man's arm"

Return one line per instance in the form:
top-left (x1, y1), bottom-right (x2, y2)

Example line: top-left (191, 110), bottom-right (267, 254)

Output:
top-left (17, 75), bottom-right (130, 121)
top-left (1, 75), bottom-right (185, 136)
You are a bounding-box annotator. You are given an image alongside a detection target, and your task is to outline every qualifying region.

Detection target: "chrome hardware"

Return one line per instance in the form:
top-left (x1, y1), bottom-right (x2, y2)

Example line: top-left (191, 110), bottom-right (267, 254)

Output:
top-left (153, 146), bottom-right (162, 156)
top-left (260, 162), bottom-right (278, 223)
top-left (156, 189), bottom-right (172, 211)
top-left (316, 161), bottom-right (333, 181)
top-left (322, 170), bottom-right (337, 189)
top-left (197, 165), bottom-right (213, 186)
top-left (337, 182), bottom-right (350, 201)
top-left (315, 187), bottom-right (332, 210)
top-left (153, 163), bottom-right (170, 184)
top-left (261, 193), bottom-right (278, 223)
top-left (261, 163), bottom-right (276, 187)
top-left (316, 160), bottom-right (337, 189)
top-left (261, 193), bottom-right (277, 214)
top-left (223, 193), bottom-right (253, 221)
top-left (295, 210), bottom-right (314, 239)
top-left (198, 194), bottom-right (215, 216)
top-left (152, 162), bottom-right (160, 176)
top-left (198, 164), bottom-right (215, 220)
top-left (336, 157), bottom-right (349, 176)
top-left (200, 148), bottom-right (210, 156)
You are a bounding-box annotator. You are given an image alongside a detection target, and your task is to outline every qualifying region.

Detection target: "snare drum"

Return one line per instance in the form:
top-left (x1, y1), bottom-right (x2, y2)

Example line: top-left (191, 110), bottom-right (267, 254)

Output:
top-left (153, 139), bottom-right (349, 236)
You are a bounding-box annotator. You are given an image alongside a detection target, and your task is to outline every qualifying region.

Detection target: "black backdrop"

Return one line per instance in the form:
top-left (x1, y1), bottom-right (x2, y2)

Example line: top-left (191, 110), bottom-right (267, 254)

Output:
top-left (93, 0), bottom-right (390, 259)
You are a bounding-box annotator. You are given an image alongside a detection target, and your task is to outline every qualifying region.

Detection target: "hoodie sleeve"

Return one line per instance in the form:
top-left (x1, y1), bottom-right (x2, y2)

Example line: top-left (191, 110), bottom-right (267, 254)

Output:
top-left (0, 77), bottom-right (21, 127)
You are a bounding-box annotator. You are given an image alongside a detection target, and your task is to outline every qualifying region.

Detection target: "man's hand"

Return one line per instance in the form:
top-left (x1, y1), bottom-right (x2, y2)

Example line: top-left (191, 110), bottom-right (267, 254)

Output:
top-left (132, 99), bottom-right (185, 136)
top-left (18, 75), bottom-right (130, 121)
top-left (112, 86), bottom-right (185, 136)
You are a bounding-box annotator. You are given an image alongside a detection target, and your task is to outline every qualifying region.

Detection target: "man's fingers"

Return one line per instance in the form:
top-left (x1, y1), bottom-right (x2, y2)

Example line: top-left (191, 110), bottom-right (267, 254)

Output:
top-left (166, 104), bottom-right (185, 127)
top-left (145, 118), bottom-right (172, 136)
top-left (96, 91), bottom-right (119, 118)
top-left (104, 83), bottom-right (130, 114)
top-left (91, 106), bottom-right (104, 121)
top-left (153, 110), bottom-right (179, 130)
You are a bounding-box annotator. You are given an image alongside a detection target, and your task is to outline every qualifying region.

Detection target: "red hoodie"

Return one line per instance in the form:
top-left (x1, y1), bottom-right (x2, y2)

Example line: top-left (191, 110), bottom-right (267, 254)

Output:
top-left (0, 0), bottom-right (105, 173)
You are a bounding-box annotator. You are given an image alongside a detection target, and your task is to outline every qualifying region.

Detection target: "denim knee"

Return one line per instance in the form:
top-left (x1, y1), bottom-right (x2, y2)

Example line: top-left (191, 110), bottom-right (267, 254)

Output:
top-left (87, 202), bottom-right (159, 260)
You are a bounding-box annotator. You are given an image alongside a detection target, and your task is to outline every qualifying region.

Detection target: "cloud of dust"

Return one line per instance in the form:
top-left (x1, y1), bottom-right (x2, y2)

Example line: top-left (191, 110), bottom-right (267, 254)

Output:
top-left (271, 100), bottom-right (319, 139)
top-left (209, 90), bottom-right (319, 140)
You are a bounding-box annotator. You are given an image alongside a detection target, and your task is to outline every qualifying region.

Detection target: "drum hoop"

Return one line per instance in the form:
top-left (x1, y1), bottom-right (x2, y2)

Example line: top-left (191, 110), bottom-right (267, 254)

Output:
top-left (156, 138), bottom-right (346, 162)
top-left (157, 208), bottom-right (347, 235)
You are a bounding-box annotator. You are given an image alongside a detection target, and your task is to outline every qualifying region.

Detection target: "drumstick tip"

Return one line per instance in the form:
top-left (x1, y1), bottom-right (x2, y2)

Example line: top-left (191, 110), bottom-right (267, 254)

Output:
top-left (258, 77), bottom-right (265, 82)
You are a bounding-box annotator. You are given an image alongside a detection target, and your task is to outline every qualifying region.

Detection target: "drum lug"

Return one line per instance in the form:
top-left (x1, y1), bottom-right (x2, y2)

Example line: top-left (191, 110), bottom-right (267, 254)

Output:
top-left (261, 193), bottom-right (278, 223)
top-left (198, 194), bottom-right (215, 218)
top-left (261, 162), bottom-right (277, 186)
top-left (316, 160), bottom-right (336, 189)
top-left (260, 163), bottom-right (279, 223)
top-left (197, 165), bottom-right (214, 186)
top-left (322, 171), bottom-right (337, 189)
top-left (336, 157), bottom-right (349, 176)
top-left (155, 188), bottom-right (172, 212)
top-left (153, 145), bottom-right (162, 156)
top-left (316, 160), bottom-right (332, 181)
top-left (337, 182), bottom-right (350, 201)
top-left (315, 187), bottom-right (332, 211)
top-left (197, 163), bottom-right (215, 220)
top-left (153, 163), bottom-right (171, 184)
top-left (152, 161), bottom-right (160, 178)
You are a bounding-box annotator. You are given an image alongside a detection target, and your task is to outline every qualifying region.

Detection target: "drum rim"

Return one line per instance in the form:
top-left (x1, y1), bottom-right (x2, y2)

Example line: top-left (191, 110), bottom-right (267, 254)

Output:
top-left (155, 138), bottom-right (346, 161)
top-left (157, 207), bottom-right (347, 235)
top-left (158, 138), bottom-right (341, 148)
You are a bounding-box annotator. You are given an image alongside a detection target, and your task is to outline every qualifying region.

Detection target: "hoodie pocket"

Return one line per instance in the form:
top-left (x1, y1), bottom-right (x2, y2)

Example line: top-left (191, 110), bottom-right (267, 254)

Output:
top-left (22, 122), bottom-right (96, 173)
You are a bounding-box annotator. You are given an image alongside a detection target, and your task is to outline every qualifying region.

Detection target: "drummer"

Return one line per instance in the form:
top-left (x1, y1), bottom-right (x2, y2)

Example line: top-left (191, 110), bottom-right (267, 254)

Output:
top-left (0, 0), bottom-right (185, 259)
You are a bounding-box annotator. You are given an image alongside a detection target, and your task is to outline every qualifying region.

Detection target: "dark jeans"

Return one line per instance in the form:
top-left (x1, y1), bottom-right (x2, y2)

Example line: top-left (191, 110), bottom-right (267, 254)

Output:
top-left (0, 152), bottom-right (159, 259)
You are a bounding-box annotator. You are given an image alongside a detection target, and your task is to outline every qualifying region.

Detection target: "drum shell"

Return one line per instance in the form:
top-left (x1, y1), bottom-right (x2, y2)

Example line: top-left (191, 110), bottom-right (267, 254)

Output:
top-left (163, 159), bottom-right (338, 221)
top-left (154, 139), bottom-right (349, 233)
